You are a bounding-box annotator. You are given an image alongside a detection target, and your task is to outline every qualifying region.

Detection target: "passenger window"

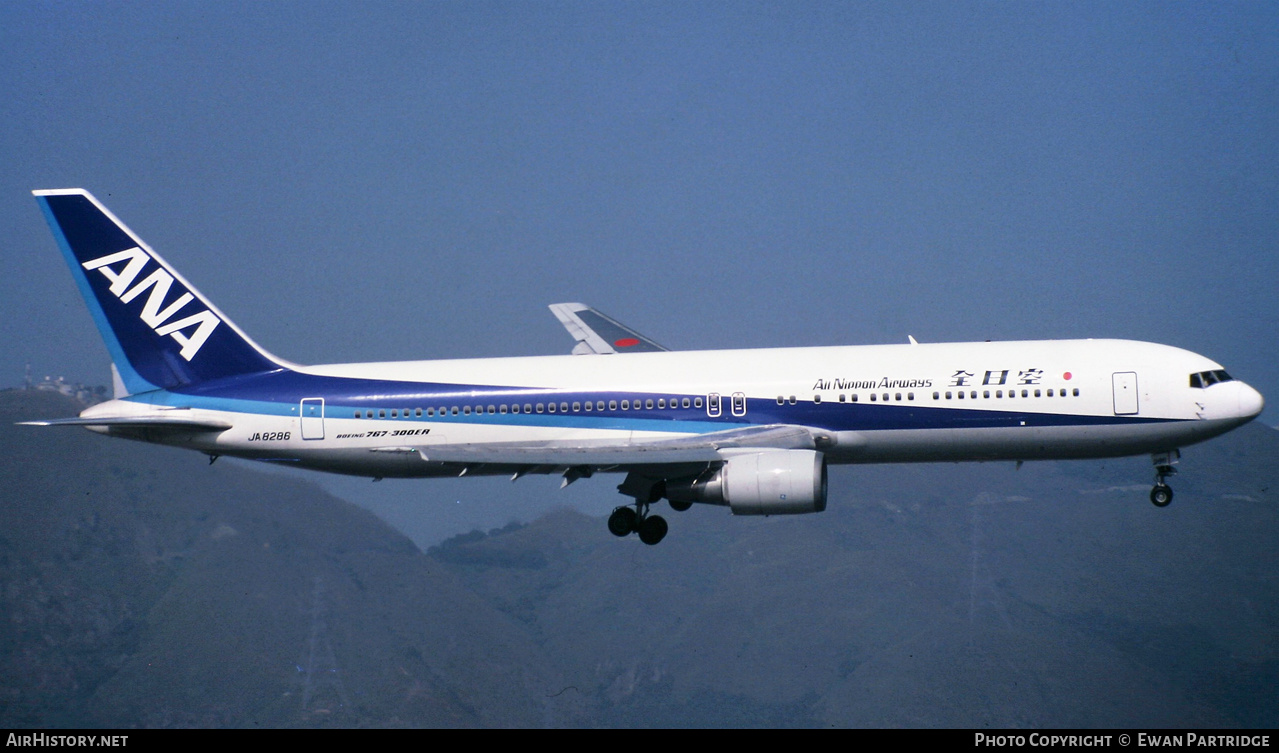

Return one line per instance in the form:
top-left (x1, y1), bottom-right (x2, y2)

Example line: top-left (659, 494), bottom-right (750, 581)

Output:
top-left (983, 391), bottom-right (989, 399)
top-left (895, 393), bottom-right (901, 401)
top-left (871, 393), bottom-right (877, 402)
top-left (957, 392), bottom-right (963, 400)
top-left (1021, 390), bottom-right (1028, 398)
top-left (852, 394), bottom-right (858, 402)
top-left (500, 405), bottom-right (508, 414)
top-left (560, 402), bottom-right (569, 412)
top-left (995, 390), bottom-right (1002, 398)
top-left (933, 392), bottom-right (940, 400)
top-left (524, 404), bottom-right (533, 413)
top-left (597, 401), bottom-right (605, 411)
top-left (814, 394), bottom-right (822, 404)
top-left (548, 403), bottom-right (556, 413)
top-left (645, 399), bottom-right (653, 410)
top-left (694, 397), bottom-right (703, 409)
top-left (946, 392), bottom-right (952, 399)
top-left (488, 405), bottom-right (496, 414)
top-left (682, 398), bottom-right (691, 408)
top-left (1072, 388), bottom-right (1079, 396)
top-left (1034, 389), bottom-right (1041, 397)
top-left (658, 399), bottom-right (665, 409)
top-left (379, 409), bottom-right (386, 418)
top-left (610, 400), bottom-right (618, 410)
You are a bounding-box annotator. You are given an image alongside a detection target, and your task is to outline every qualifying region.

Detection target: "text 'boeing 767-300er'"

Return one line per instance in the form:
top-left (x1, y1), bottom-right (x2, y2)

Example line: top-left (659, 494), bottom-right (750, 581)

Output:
top-left (23, 189), bottom-right (1265, 544)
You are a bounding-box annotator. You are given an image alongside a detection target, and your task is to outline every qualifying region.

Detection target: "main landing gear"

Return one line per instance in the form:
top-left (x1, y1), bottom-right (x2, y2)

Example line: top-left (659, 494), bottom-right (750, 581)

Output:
top-left (609, 474), bottom-right (689, 545)
top-left (608, 504), bottom-right (668, 545)
top-left (1150, 450), bottom-right (1179, 508)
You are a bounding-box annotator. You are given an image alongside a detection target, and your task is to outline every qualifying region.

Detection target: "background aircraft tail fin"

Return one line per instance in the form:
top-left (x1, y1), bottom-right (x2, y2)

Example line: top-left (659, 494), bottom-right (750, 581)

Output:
top-left (33, 189), bottom-right (286, 393)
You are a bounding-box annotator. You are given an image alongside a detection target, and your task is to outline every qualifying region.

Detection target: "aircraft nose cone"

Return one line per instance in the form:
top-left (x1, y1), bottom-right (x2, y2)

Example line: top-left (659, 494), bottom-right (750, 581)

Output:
top-left (1238, 382), bottom-right (1265, 419)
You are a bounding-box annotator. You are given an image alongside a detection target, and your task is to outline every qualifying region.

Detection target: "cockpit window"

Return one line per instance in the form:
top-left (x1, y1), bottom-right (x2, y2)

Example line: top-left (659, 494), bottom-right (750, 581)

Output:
top-left (1190, 370), bottom-right (1233, 389)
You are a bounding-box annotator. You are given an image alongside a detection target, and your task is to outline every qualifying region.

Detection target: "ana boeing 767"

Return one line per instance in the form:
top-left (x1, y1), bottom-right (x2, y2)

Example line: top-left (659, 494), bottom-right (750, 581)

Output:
top-left (23, 189), bottom-right (1264, 544)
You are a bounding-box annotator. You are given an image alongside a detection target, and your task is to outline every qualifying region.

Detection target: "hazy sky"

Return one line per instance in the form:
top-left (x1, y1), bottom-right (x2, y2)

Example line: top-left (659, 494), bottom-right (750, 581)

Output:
top-left (4, 2), bottom-right (1276, 544)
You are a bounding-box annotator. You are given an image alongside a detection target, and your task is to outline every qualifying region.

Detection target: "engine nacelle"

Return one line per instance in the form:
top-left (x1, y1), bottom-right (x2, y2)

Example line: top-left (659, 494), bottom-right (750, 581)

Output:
top-left (665, 450), bottom-right (828, 515)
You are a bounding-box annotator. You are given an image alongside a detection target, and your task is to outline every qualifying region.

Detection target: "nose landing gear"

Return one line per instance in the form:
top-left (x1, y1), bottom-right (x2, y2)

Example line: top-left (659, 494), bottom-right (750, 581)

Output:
top-left (1150, 450), bottom-right (1179, 508)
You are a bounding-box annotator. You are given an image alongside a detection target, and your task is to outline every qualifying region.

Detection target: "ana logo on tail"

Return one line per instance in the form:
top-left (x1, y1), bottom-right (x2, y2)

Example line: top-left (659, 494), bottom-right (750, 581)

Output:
top-left (82, 246), bottom-right (221, 361)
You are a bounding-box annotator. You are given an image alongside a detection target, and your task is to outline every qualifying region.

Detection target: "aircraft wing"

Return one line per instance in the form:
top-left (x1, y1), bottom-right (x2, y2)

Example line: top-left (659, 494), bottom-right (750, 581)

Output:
top-left (383, 423), bottom-right (822, 468)
top-left (549, 303), bottom-right (669, 355)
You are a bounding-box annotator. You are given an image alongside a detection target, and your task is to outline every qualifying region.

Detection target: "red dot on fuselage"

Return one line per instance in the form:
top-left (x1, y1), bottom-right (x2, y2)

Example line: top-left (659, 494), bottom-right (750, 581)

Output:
top-left (1063, 372), bottom-right (1072, 380)
top-left (615, 338), bottom-right (640, 347)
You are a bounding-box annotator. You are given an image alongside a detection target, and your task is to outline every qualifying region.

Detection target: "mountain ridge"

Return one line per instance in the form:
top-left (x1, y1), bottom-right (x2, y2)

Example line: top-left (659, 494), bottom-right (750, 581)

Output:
top-left (3, 388), bottom-right (1275, 727)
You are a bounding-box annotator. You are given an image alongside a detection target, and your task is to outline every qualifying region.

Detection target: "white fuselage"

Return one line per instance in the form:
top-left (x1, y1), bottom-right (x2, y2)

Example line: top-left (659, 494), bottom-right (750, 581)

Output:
top-left (81, 338), bottom-right (1264, 477)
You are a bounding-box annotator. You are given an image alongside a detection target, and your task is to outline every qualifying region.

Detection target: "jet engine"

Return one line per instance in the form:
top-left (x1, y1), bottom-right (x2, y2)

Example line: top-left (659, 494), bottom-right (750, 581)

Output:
top-left (665, 450), bottom-right (827, 515)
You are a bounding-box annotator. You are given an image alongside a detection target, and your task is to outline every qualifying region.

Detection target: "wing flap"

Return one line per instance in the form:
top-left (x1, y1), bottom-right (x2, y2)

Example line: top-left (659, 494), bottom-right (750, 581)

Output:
top-left (383, 423), bottom-right (818, 466)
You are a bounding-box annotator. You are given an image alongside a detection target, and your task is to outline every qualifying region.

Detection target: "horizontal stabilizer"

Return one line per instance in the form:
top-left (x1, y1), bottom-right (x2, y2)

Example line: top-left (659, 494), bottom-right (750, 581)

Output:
top-left (19, 415), bottom-right (233, 431)
top-left (549, 303), bottom-right (668, 355)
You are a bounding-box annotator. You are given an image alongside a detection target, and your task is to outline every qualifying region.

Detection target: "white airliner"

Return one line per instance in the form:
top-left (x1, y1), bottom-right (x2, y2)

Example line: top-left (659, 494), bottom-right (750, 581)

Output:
top-left (24, 189), bottom-right (1265, 545)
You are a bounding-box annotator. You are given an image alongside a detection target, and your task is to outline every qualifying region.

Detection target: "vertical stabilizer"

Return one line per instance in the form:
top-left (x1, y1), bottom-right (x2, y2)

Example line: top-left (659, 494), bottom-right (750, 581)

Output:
top-left (34, 189), bottom-right (286, 393)
top-left (110, 363), bottom-right (129, 399)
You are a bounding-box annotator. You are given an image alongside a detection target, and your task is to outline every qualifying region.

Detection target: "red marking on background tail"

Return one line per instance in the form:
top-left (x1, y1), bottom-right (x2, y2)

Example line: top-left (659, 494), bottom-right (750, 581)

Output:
top-left (615, 338), bottom-right (640, 348)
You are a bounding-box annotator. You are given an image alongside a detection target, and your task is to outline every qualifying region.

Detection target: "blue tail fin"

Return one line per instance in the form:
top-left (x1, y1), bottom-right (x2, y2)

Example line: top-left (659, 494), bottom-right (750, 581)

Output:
top-left (34, 189), bottom-right (285, 393)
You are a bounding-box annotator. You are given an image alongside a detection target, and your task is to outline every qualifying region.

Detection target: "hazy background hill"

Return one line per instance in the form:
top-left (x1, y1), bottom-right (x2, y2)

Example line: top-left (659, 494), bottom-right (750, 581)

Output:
top-left (0, 390), bottom-right (579, 728)
top-left (432, 435), bottom-right (1279, 728)
top-left (2, 389), bottom-right (1275, 727)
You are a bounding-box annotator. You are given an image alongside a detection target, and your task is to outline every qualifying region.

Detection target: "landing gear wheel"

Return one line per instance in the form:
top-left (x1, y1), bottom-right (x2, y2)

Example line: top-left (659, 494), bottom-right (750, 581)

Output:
top-left (638, 515), bottom-right (668, 545)
top-left (668, 499), bottom-right (692, 512)
top-left (1150, 484), bottom-right (1173, 508)
top-left (608, 506), bottom-right (638, 536)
